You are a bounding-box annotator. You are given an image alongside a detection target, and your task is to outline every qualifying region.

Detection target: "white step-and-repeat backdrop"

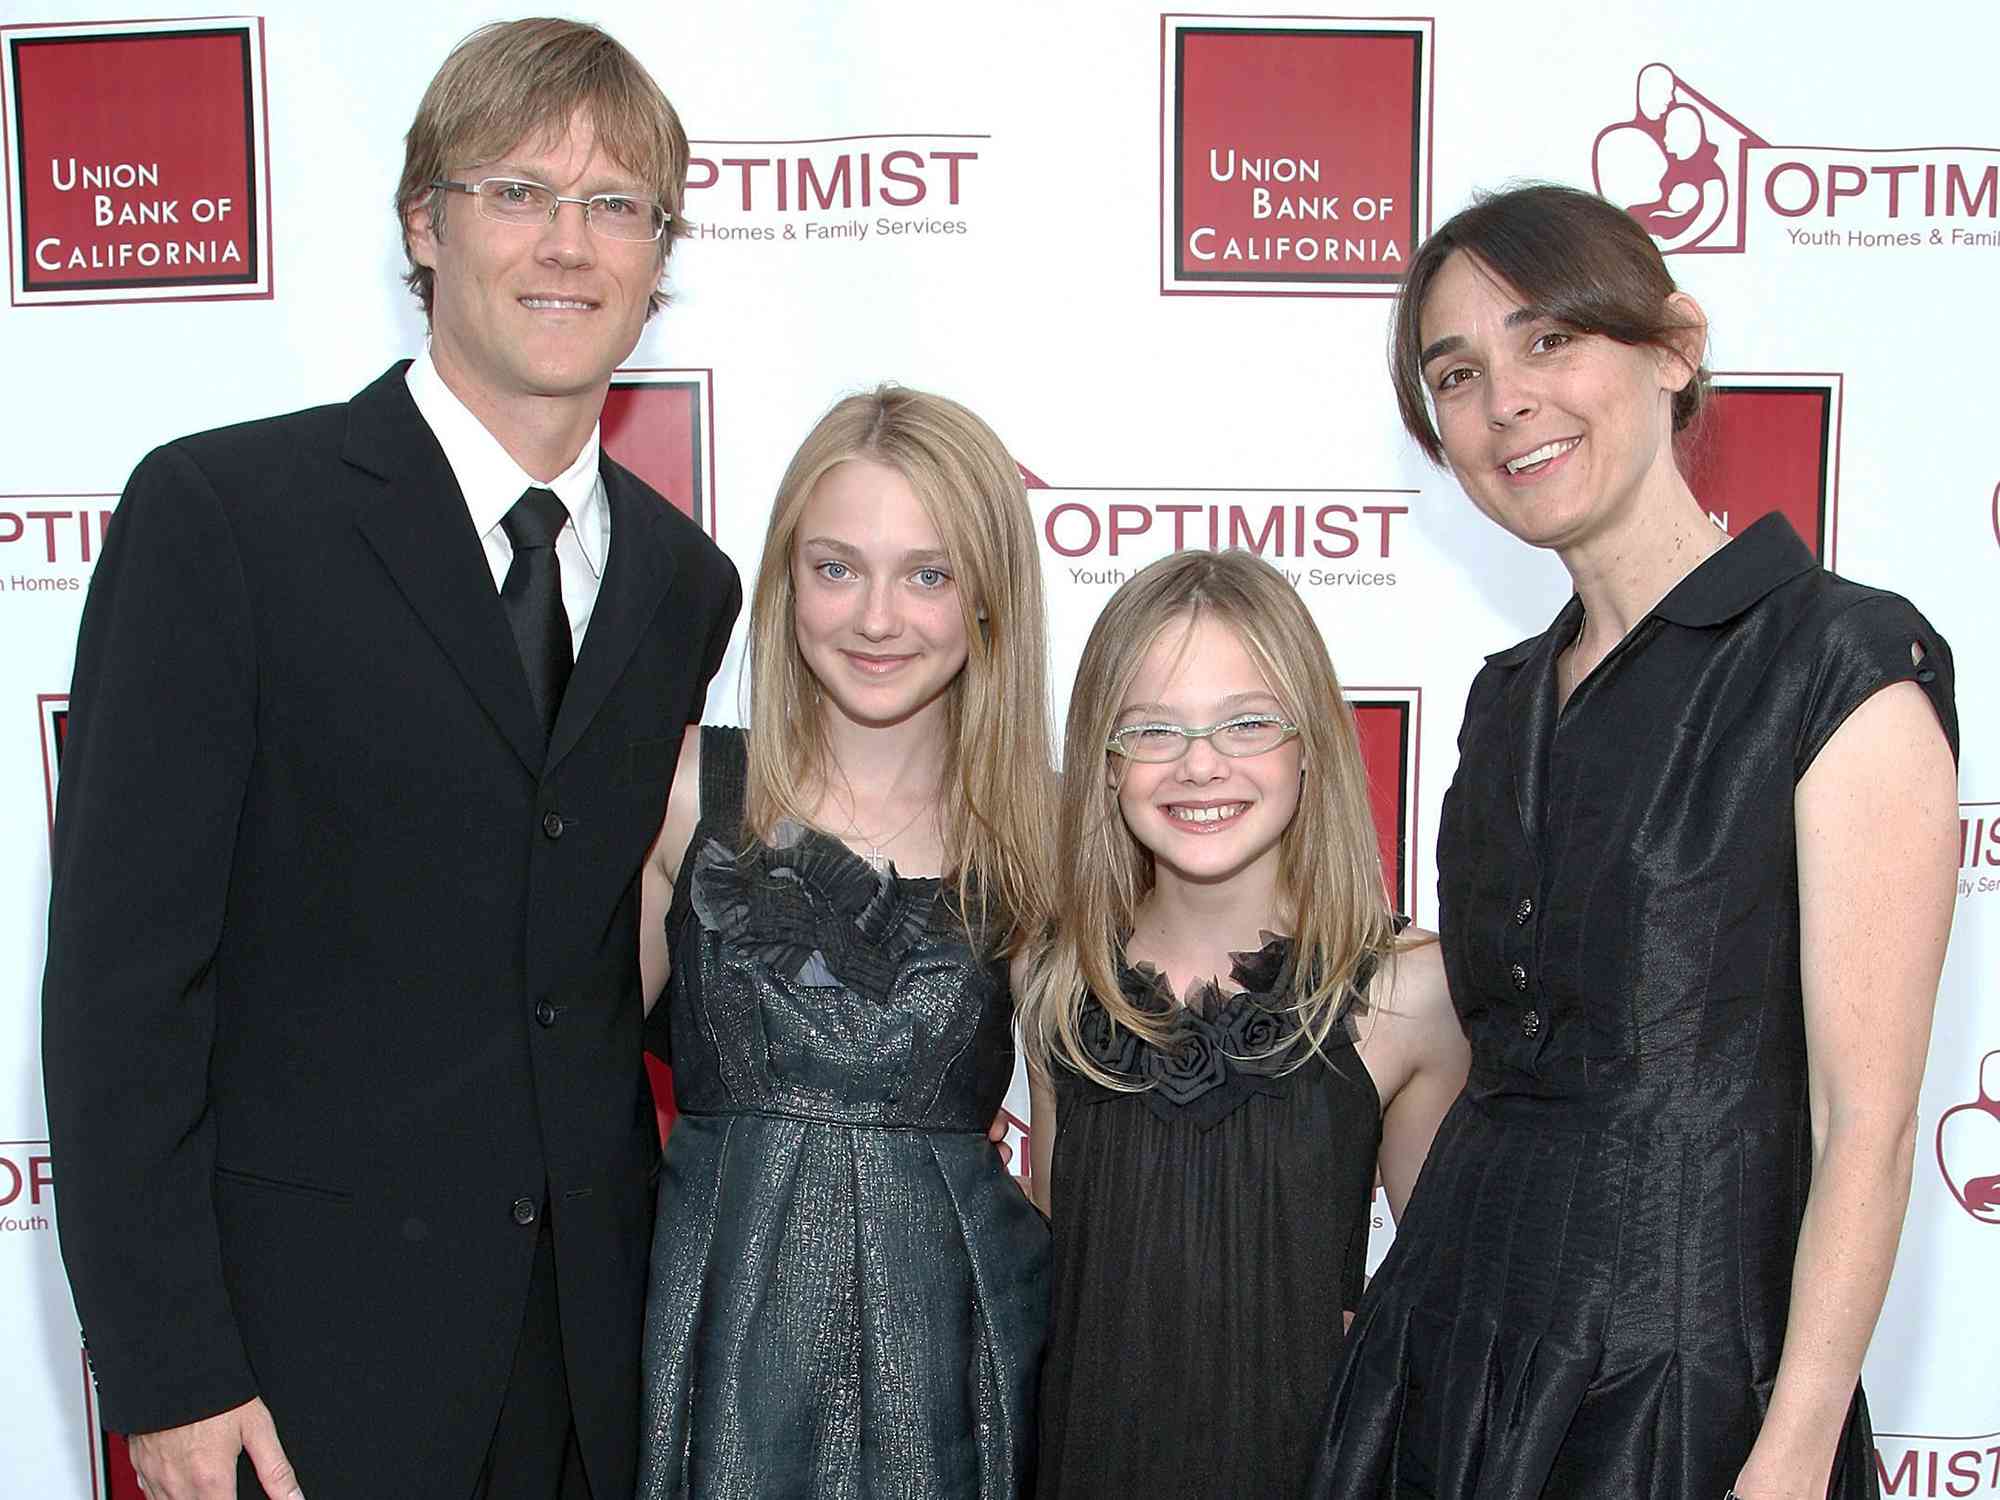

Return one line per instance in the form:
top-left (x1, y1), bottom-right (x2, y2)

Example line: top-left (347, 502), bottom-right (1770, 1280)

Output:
top-left (0, 2), bottom-right (1993, 1493)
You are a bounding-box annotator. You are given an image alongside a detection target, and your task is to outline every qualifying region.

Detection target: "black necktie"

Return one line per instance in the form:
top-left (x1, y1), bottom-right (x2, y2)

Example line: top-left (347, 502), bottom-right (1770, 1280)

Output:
top-left (500, 487), bottom-right (573, 740)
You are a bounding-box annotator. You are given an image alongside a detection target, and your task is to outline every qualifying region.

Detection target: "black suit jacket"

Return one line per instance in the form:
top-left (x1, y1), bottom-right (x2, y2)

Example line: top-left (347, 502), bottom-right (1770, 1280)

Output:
top-left (42, 364), bottom-right (740, 1497)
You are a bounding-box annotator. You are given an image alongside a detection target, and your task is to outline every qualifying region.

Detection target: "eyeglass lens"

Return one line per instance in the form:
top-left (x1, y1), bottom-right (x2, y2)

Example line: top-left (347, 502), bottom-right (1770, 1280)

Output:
top-left (471, 178), bottom-right (665, 241)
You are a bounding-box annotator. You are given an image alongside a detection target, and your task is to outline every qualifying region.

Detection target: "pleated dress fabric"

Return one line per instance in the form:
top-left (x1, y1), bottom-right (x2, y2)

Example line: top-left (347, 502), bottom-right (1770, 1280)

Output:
top-left (1306, 515), bottom-right (1958, 1500)
top-left (1039, 939), bottom-right (1383, 1500)
top-left (638, 727), bottom-right (1050, 1499)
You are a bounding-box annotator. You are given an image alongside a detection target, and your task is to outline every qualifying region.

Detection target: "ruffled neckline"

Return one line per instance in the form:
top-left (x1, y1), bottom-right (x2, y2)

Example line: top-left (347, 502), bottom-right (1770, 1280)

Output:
top-left (686, 821), bottom-right (948, 1003)
top-left (1121, 931), bottom-right (1294, 1022)
top-left (1073, 933), bottom-right (1356, 1131)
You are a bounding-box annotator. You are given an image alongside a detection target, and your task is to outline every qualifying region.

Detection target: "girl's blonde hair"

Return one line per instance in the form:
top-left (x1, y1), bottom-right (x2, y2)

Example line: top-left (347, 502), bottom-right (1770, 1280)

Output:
top-left (743, 385), bottom-right (1054, 952)
top-left (1020, 549), bottom-right (1398, 1086)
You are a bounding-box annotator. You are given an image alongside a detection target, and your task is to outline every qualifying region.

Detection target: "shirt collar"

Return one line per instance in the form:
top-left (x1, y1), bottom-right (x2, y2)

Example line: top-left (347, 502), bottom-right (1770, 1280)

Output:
top-left (1486, 512), bottom-right (1817, 666)
top-left (405, 347), bottom-right (607, 578)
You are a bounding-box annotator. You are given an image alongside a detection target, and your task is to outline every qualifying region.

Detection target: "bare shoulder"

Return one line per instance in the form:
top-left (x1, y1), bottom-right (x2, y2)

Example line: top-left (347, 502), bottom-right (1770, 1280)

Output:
top-left (1370, 928), bottom-right (1450, 1023)
top-left (650, 725), bottom-right (707, 883)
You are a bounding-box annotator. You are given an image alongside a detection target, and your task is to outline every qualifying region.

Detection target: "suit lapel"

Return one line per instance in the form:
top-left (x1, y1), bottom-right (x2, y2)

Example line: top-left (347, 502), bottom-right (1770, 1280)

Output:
top-left (546, 459), bottom-right (679, 774)
top-left (344, 365), bottom-right (547, 778)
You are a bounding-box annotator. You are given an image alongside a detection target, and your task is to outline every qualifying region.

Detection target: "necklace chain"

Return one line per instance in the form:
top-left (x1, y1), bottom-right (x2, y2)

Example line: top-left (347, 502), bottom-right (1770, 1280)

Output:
top-left (834, 791), bottom-right (935, 862)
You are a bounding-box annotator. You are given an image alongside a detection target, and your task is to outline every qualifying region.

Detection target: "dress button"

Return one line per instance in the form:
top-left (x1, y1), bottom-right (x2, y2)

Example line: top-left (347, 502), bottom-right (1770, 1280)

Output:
top-left (511, 1197), bottom-right (538, 1226)
top-left (1521, 1009), bottom-right (1542, 1039)
top-left (542, 811), bottom-right (565, 840)
top-left (1509, 962), bottom-right (1529, 991)
top-left (535, 1000), bottom-right (557, 1028)
top-left (1514, 896), bottom-right (1534, 925)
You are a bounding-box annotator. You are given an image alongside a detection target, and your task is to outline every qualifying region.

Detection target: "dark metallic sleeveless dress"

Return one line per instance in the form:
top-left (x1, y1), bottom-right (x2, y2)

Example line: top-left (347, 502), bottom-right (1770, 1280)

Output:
top-left (638, 727), bottom-right (1049, 1499)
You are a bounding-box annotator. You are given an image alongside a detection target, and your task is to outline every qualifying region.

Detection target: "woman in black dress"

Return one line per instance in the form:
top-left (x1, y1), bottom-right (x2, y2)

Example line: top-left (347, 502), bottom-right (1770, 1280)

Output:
top-left (1021, 549), bottom-right (1469, 1499)
top-left (1307, 184), bottom-right (1959, 1500)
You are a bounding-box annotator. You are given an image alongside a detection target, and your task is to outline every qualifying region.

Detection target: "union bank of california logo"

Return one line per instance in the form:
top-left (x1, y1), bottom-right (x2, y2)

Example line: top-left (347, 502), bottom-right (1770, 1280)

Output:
top-left (1347, 691), bottom-right (1420, 920)
top-left (603, 370), bottom-right (716, 536)
top-left (1685, 374), bottom-right (1840, 567)
top-left (1161, 15), bottom-right (1434, 297)
top-left (1, 16), bottom-right (271, 306)
top-left (1593, 61), bottom-right (2000, 256)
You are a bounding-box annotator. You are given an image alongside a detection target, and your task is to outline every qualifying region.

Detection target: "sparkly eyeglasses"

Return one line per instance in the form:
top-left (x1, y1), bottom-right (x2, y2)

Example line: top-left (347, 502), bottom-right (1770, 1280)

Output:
top-left (1106, 713), bottom-right (1300, 763)
top-left (431, 177), bottom-right (670, 242)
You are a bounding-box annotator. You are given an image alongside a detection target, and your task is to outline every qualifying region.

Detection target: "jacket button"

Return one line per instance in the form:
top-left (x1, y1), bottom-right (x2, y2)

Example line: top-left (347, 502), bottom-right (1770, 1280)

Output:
top-left (535, 1000), bottom-right (557, 1028)
top-left (511, 1197), bottom-right (538, 1226)
top-left (1521, 1008), bottom-right (1542, 1039)
top-left (542, 811), bottom-right (565, 840)
top-left (1514, 896), bottom-right (1534, 925)
top-left (1509, 962), bottom-right (1529, 991)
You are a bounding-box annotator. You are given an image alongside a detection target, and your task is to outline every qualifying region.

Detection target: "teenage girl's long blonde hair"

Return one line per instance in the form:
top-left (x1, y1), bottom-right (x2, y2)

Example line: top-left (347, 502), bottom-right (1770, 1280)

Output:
top-left (742, 385), bottom-right (1055, 953)
top-left (1019, 549), bottom-right (1399, 1087)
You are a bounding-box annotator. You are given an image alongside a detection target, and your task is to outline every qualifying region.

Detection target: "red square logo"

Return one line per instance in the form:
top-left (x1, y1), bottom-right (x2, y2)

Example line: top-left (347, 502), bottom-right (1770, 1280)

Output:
top-left (602, 371), bottom-right (717, 536)
top-left (39, 691), bottom-right (68, 843)
top-left (1349, 691), bottom-right (1421, 919)
top-left (1163, 16), bottom-right (1433, 296)
top-left (3, 18), bottom-right (271, 305)
top-left (1681, 375), bottom-right (1840, 565)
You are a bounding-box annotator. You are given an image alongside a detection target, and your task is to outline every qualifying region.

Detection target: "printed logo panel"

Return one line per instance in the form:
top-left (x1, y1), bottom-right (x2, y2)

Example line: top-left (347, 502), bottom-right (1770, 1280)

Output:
top-left (40, 691), bottom-right (68, 842)
top-left (1028, 476), bottom-right (1415, 595)
top-left (1, 493), bottom-right (116, 598)
top-left (603, 370), bottom-right (716, 535)
top-left (1936, 1048), bottom-right (2000, 1226)
top-left (2, 17), bottom-right (270, 304)
top-left (1593, 62), bottom-right (2000, 259)
top-left (1873, 1431), bottom-right (2000, 1496)
top-left (681, 134), bottom-right (986, 247)
top-left (1349, 691), bottom-right (1419, 919)
top-left (1162, 15), bottom-right (1433, 296)
top-left (1681, 376), bottom-right (1839, 565)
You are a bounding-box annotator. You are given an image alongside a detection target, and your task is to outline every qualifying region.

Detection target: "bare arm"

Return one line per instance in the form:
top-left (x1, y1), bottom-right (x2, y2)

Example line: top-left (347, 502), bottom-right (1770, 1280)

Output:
top-left (1733, 681), bottom-right (1956, 1500)
top-left (1027, 1062), bottom-right (1058, 1218)
top-left (639, 726), bottom-right (705, 1015)
top-left (1359, 934), bottom-right (1469, 1225)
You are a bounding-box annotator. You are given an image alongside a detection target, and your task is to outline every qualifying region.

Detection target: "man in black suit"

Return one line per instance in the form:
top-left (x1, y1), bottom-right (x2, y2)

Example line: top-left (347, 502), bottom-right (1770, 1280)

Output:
top-left (42, 20), bottom-right (738, 1499)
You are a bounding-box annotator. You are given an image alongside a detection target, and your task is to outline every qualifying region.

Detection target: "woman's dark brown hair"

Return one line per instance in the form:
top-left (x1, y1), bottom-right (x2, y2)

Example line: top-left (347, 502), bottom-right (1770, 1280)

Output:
top-left (1389, 183), bottom-right (1709, 464)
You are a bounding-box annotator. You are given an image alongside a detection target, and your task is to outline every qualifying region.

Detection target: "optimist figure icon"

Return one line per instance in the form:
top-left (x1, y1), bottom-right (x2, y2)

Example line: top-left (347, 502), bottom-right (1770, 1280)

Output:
top-left (1936, 1049), bottom-right (2000, 1224)
top-left (1592, 62), bottom-right (1762, 253)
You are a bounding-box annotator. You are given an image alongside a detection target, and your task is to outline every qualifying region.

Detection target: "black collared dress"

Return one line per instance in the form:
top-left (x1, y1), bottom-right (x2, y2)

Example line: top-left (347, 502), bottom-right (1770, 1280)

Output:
top-left (1307, 515), bottom-right (1957, 1499)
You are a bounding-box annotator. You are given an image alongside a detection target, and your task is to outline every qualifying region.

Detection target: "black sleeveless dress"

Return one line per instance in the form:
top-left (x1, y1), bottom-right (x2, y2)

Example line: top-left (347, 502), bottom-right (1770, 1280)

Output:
top-left (638, 727), bottom-right (1050, 1499)
top-left (1039, 936), bottom-right (1385, 1499)
top-left (1308, 516), bottom-right (1958, 1499)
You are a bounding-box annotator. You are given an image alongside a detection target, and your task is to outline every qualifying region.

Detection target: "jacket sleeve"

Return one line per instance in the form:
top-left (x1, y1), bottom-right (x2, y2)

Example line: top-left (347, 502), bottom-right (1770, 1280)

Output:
top-left (693, 554), bottom-right (742, 721)
top-left (42, 442), bottom-right (260, 1434)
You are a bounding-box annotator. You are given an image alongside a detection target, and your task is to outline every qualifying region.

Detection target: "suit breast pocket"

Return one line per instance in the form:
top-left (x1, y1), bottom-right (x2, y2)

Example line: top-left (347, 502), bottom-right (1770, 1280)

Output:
top-left (612, 735), bottom-right (679, 788)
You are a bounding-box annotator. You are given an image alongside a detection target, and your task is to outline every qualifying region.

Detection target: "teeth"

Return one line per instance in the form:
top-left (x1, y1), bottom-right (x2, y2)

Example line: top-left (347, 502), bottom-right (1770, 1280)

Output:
top-left (1505, 438), bottom-right (1579, 474)
top-left (521, 298), bottom-right (592, 310)
top-left (1168, 804), bottom-right (1246, 824)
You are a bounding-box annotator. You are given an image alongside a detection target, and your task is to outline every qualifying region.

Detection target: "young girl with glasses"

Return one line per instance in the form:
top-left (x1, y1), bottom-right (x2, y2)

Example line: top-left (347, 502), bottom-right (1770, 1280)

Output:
top-left (1019, 548), bottom-right (1469, 1498)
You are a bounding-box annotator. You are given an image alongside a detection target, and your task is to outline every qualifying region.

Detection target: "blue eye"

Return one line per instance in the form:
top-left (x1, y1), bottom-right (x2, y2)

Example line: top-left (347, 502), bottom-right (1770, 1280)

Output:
top-left (913, 567), bottom-right (950, 588)
top-left (815, 560), bottom-right (852, 581)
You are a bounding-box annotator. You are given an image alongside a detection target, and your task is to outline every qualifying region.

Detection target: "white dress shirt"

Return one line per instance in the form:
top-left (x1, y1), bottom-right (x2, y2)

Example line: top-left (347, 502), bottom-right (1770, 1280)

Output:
top-left (405, 347), bottom-right (609, 654)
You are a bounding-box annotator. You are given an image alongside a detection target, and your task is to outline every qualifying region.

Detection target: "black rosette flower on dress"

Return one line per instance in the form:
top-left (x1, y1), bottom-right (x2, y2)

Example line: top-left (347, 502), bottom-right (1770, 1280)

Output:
top-left (1077, 991), bottom-right (1147, 1079)
top-left (1141, 1012), bottom-right (1233, 1107)
top-left (1061, 939), bottom-right (1306, 1130)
